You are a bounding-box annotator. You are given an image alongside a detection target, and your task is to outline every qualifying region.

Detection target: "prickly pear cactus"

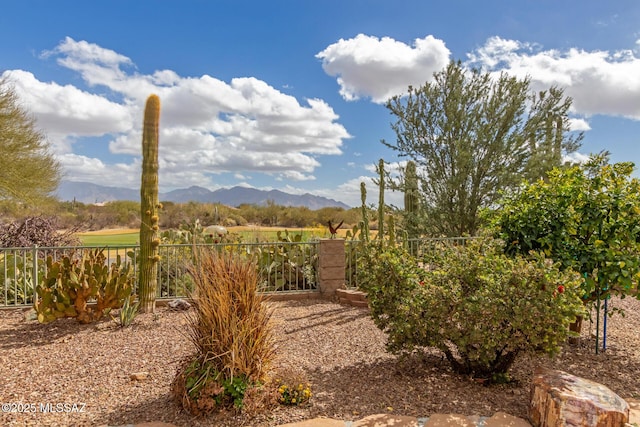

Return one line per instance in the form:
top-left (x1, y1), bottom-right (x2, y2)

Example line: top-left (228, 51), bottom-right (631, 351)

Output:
top-left (34, 249), bottom-right (134, 324)
top-left (139, 94), bottom-right (161, 313)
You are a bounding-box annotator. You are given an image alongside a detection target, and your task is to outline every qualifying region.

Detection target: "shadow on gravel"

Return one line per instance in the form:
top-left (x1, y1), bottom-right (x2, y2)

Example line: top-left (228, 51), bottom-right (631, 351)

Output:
top-left (0, 313), bottom-right (112, 349)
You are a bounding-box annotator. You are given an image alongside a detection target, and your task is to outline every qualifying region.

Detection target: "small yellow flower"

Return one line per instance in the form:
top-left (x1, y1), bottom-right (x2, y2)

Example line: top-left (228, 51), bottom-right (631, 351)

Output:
top-left (291, 398), bottom-right (296, 404)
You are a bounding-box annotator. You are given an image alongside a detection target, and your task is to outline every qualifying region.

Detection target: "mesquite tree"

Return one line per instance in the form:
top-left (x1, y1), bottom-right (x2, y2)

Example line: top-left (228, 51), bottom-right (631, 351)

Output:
top-left (0, 77), bottom-right (61, 205)
top-left (139, 95), bottom-right (161, 313)
top-left (384, 61), bottom-right (582, 236)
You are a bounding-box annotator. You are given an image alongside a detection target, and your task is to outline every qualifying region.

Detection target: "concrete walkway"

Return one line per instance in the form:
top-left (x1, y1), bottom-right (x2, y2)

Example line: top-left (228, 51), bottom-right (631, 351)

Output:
top-left (275, 412), bottom-right (531, 426)
top-left (118, 398), bottom-right (640, 427)
top-left (121, 412), bottom-right (532, 427)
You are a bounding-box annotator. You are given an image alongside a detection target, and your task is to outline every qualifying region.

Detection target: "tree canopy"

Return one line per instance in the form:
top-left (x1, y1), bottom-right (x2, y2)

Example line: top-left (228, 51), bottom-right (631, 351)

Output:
top-left (384, 61), bottom-right (582, 236)
top-left (489, 154), bottom-right (640, 303)
top-left (0, 77), bottom-right (61, 205)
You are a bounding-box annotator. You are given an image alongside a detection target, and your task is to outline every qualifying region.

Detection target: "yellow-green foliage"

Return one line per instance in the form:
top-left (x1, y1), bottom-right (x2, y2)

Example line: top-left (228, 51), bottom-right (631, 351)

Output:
top-left (34, 248), bottom-right (134, 324)
top-left (172, 249), bottom-right (275, 415)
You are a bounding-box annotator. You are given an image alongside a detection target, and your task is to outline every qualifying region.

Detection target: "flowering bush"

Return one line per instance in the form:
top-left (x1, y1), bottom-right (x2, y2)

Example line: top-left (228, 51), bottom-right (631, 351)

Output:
top-left (276, 382), bottom-right (312, 406)
top-left (359, 239), bottom-right (586, 381)
top-left (273, 368), bottom-right (312, 406)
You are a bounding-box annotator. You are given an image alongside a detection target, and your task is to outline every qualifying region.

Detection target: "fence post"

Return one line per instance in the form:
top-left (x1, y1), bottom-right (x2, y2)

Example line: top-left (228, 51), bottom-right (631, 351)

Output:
top-left (318, 239), bottom-right (345, 298)
top-left (32, 245), bottom-right (38, 306)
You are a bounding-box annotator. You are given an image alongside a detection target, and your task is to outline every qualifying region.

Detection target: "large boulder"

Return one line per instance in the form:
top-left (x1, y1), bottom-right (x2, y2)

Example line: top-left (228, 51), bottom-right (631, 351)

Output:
top-left (529, 368), bottom-right (629, 427)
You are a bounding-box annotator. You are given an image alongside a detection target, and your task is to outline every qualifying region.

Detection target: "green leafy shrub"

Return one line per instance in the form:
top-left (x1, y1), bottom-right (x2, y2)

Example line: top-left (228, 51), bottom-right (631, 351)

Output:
top-left (34, 248), bottom-right (135, 324)
top-left (359, 239), bottom-right (586, 380)
top-left (172, 249), bottom-right (275, 415)
top-left (489, 155), bottom-right (640, 304)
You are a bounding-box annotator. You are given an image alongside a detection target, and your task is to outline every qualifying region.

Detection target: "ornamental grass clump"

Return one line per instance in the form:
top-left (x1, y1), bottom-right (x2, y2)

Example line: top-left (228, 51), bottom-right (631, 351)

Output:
top-left (360, 239), bottom-right (587, 382)
top-left (172, 249), bottom-right (276, 415)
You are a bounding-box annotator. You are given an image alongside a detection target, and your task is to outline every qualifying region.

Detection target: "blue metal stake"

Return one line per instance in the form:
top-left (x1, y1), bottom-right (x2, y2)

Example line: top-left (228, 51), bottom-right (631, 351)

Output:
top-left (602, 297), bottom-right (608, 351)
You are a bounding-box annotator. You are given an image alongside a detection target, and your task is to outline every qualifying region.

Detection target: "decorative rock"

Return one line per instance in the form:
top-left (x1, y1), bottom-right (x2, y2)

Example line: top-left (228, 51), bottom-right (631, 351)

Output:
top-left (275, 417), bottom-right (345, 427)
top-left (130, 371), bottom-right (150, 381)
top-left (529, 368), bottom-right (629, 427)
top-left (353, 414), bottom-right (419, 426)
top-left (627, 398), bottom-right (640, 425)
top-left (23, 309), bottom-right (37, 322)
top-left (485, 412), bottom-right (532, 427)
top-left (424, 414), bottom-right (475, 426)
top-left (167, 298), bottom-right (191, 311)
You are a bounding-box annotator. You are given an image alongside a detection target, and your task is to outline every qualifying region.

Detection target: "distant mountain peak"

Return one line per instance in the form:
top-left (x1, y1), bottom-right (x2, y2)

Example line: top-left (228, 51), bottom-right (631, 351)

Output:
top-left (56, 181), bottom-right (350, 209)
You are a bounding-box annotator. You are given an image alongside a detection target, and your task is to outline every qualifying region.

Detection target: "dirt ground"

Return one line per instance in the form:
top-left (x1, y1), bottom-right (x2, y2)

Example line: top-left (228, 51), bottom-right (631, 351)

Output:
top-left (0, 297), bottom-right (638, 427)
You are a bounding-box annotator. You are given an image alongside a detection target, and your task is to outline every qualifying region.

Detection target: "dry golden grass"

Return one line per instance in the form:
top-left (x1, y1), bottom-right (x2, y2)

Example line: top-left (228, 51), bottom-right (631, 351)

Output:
top-left (185, 249), bottom-right (275, 382)
top-left (172, 249), bottom-right (277, 415)
top-left (77, 228), bottom-right (139, 236)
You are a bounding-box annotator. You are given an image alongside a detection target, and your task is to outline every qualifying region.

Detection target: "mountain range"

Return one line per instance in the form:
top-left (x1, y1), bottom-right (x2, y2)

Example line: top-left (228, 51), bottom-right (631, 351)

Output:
top-left (56, 181), bottom-right (351, 210)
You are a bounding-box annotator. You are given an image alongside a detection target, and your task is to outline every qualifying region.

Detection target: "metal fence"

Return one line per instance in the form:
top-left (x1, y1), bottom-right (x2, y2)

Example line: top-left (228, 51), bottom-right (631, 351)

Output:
top-left (1, 237), bottom-right (478, 307)
top-left (1, 241), bottom-right (319, 308)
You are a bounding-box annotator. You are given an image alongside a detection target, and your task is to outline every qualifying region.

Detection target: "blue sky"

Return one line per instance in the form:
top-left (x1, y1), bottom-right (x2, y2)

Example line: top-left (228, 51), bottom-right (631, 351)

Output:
top-left (2, 1), bottom-right (640, 207)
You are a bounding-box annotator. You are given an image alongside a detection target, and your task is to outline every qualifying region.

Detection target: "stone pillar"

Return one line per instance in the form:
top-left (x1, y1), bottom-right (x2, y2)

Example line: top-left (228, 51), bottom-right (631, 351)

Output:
top-left (318, 239), bottom-right (345, 298)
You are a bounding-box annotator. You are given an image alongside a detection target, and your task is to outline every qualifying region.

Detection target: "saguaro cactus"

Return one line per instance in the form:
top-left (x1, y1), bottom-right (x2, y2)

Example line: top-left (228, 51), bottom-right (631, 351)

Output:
top-left (376, 159), bottom-right (385, 243)
top-left (404, 161), bottom-right (420, 239)
top-left (139, 94), bottom-right (161, 313)
top-left (359, 182), bottom-right (370, 242)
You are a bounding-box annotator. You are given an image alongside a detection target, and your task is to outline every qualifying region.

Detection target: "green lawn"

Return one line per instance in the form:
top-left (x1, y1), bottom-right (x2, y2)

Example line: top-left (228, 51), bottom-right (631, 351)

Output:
top-left (76, 226), bottom-right (333, 246)
top-left (78, 232), bottom-right (139, 246)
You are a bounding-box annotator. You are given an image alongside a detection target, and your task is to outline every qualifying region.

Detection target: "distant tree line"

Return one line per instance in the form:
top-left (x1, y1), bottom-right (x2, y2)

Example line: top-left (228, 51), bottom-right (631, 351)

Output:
top-left (0, 198), bottom-right (363, 231)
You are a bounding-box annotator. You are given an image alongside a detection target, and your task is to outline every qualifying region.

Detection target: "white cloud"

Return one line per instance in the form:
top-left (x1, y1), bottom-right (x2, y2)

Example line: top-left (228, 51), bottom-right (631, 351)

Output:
top-left (569, 118), bottom-right (591, 131)
top-left (563, 152), bottom-right (591, 164)
top-left (3, 70), bottom-right (132, 142)
top-left (317, 34), bottom-right (450, 103)
top-left (59, 153), bottom-right (138, 186)
top-left (6, 37), bottom-right (351, 190)
top-left (466, 36), bottom-right (640, 120)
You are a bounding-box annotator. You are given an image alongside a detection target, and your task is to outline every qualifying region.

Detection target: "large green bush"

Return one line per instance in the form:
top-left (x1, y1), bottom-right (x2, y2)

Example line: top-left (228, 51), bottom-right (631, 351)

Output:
top-left (359, 240), bottom-right (586, 380)
top-left (489, 154), bottom-right (640, 304)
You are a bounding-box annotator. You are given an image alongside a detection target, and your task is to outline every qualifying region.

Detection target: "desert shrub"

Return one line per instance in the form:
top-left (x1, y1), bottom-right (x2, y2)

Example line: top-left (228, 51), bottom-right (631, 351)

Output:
top-left (0, 215), bottom-right (80, 248)
top-left (359, 239), bottom-right (586, 381)
top-left (172, 249), bottom-right (275, 415)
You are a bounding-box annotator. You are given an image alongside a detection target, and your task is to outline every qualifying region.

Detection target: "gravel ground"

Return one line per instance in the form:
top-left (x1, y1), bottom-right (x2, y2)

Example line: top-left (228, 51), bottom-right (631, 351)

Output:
top-left (0, 296), bottom-right (638, 427)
